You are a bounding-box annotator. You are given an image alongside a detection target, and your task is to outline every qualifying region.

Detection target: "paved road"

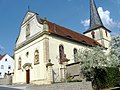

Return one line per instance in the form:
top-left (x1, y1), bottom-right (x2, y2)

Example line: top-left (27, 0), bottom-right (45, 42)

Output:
top-left (0, 85), bottom-right (27, 90)
top-left (0, 86), bottom-right (22, 90)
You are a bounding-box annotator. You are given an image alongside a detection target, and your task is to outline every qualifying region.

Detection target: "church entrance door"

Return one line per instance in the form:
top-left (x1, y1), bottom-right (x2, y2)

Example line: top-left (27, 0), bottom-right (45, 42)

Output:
top-left (26, 69), bottom-right (30, 84)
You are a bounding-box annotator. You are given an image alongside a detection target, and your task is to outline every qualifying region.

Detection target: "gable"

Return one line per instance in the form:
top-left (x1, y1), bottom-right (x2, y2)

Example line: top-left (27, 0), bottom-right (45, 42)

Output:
top-left (16, 11), bottom-right (43, 46)
top-left (0, 54), bottom-right (14, 62)
top-left (22, 11), bottom-right (36, 25)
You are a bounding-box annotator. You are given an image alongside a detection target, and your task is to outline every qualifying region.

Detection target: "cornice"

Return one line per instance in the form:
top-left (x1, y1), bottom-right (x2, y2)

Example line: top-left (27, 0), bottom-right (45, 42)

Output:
top-left (14, 31), bottom-right (50, 51)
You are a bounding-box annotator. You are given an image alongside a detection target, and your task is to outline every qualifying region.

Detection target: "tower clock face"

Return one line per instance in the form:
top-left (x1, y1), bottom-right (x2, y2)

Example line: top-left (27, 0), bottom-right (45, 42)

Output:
top-left (26, 23), bottom-right (30, 38)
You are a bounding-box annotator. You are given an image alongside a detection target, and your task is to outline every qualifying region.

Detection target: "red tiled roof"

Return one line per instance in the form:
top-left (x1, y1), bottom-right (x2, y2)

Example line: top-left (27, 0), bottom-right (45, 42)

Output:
top-left (40, 18), bottom-right (101, 47)
top-left (0, 54), bottom-right (6, 60)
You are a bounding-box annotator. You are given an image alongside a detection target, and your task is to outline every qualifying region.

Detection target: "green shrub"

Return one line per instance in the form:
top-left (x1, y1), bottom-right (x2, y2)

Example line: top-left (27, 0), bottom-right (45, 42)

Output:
top-left (92, 67), bottom-right (120, 89)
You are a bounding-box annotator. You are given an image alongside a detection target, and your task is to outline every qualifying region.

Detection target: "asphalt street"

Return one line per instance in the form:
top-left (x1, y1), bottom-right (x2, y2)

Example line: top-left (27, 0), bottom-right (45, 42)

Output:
top-left (0, 85), bottom-right (26, 90)
top-left (0, 86), bottom-right (22, 90)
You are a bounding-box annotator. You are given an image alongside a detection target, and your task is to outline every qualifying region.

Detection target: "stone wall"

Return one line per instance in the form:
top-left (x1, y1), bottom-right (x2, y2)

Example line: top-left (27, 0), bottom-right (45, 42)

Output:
top-left (0, 75), bottom-right (12, 85)
top-left (66, 62), bottom-right (81, 80)
top-left (26, 82), bottom-right (92, 90)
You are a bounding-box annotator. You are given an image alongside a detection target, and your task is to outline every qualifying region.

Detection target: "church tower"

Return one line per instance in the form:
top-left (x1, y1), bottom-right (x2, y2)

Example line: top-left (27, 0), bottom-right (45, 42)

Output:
top-left (83, 0), bottom-right (111, 48)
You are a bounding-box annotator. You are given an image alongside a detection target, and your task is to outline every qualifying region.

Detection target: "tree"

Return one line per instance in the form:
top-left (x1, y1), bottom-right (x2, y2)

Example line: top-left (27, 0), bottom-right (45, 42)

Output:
top-left (78, 46), bottom-right (108, 89)
top-left (78, 36), bottom-right (120, 89)
top-left (108, 36), bottom-right (120, 67)
top-left (78, 46), bottom-right (108, 78)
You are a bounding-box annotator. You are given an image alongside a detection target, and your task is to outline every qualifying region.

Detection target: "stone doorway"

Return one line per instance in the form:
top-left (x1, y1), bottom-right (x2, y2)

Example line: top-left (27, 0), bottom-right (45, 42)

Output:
top-left (26, 69), bottom-right (30, 84)
top-left (23, 63), bottom-right (32, 84)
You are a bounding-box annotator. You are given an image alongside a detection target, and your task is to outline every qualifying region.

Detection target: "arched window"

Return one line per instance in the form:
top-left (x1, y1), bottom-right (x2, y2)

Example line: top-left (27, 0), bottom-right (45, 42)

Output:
top-left (18, 57), bottom-right (21, 70)
top-left (91, 31), bottom-right (95, 39)
top-left (34, 50), bottom-right (39, 65)
top-left (26, 23), bottom-right (30, 38)
top-left (105, 30), bottom-right (108, 37)
top-left (59, 45), bottom-right (64, 63)
top-left (73, 48), bottom-right (78, 62)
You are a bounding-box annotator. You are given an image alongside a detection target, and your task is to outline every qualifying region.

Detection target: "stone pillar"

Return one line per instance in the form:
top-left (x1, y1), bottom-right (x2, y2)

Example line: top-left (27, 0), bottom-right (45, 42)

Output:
top-left (62, 54), bottom-right (70, 82)
top-left (43, 37), bottom-right (49, 63)
top-left (46, 59), bottom-right (54, 84)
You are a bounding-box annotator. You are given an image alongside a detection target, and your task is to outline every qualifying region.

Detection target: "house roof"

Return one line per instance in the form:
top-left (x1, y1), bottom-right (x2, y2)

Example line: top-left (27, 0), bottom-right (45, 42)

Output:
top-left (0, 54), bottom-right (6, 60)
top-left (39, 18), bottom-right (101, 47)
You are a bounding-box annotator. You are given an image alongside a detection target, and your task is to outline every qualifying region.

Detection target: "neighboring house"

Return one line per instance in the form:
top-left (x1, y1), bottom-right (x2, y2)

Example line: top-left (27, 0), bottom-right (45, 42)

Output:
top-left (0, 54), bottom-right (14, 78)
top-left (13, 0), bottom-right (111, 84)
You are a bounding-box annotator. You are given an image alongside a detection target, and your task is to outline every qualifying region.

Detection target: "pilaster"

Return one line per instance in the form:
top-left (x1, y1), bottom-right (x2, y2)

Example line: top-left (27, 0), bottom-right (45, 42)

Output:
top-left (46, 59), bottom-right (54, 84)
top-left (43, 37), bottom-right (49, 63)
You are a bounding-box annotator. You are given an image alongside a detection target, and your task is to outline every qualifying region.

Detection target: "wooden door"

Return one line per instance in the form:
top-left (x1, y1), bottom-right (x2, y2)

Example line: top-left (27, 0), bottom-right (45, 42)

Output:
top-left (26, 70), bottom-right (30, 84)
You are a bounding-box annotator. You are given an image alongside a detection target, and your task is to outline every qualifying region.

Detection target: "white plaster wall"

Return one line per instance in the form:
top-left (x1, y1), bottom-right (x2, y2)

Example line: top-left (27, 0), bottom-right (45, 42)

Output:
top-left (0, 54), bottom-right (14, 78)
top-left (101, 28), bottom-right (111, 41)
top-left (84, 28), bottom-right (101, 40)
top-left (84, 27), bottom-right (111, 48)
top-left (14, 36), bottom-right (46, 83)
top-left (48, 35), bottom-right (87, 82)
top-left (14, 33), bottom-right (88, 83)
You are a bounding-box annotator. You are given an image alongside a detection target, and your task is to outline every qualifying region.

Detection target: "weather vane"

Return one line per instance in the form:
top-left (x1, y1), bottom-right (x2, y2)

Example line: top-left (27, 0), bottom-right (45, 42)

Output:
top-left (28, 5), bottom-right (30, 11)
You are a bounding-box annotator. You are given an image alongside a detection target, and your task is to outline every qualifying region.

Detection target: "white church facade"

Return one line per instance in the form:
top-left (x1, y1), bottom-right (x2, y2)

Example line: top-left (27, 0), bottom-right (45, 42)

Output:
top-left (13, 0), bottom-right (111, 84)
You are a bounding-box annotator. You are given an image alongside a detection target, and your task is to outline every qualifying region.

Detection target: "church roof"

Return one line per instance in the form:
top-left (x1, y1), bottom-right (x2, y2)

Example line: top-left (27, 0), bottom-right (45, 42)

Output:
top-left (83, 0), bottom-right (111, 34)
top-left (40, 18), bottom-right (101, 47)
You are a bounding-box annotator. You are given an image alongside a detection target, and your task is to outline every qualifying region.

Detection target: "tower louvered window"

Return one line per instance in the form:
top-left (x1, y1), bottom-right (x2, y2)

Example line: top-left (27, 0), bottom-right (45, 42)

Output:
top-left (91, 31), bottom-right (95, 39)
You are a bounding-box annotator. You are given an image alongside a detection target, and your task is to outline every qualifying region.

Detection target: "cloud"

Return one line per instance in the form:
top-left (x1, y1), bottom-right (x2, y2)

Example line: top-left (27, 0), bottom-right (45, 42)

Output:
top-left (0, 45), bottom-right (4, 50)
top-left (81, 7), bottom-right (120, 35)
top-left (81, 19), bottom-right (90, 29)
top-left (111, 32), bottom-right (120, 36)
top-left (98, 7), bottom-right (113, 27)
top-left (81, 19), bottom-right (90, 27)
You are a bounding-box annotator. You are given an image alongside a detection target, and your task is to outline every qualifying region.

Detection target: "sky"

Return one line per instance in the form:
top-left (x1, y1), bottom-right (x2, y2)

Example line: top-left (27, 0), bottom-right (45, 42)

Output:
top-left (0, 0), bottom-right (120, 56)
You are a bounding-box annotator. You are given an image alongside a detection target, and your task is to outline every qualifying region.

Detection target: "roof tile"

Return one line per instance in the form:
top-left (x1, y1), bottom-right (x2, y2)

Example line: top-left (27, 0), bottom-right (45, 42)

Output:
top-left (0, 54), bottom-right (6, 60)
top-left (40, 18), bottom-right (100, 47)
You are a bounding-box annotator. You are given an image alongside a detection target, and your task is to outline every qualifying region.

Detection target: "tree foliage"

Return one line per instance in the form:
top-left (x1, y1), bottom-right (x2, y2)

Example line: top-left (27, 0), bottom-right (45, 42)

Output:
top-left (77, 36), bottom-right (120, 89)
top-left (109, 36), bottom-right (120, 67)
top-left (78, 46), bottom-right (108, 78)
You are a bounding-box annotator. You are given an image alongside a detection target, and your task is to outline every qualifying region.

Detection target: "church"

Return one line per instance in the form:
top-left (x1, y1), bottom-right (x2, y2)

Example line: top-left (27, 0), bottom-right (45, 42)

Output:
top-left (13, 0), bottom-right (111, 84)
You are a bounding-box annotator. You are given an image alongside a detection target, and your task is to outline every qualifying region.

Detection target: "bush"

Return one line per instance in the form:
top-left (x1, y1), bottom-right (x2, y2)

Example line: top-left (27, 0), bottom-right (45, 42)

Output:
top-left (105, 67), bottom-right (120, 87)
top-left (92, 67), bottom-right (120, 90)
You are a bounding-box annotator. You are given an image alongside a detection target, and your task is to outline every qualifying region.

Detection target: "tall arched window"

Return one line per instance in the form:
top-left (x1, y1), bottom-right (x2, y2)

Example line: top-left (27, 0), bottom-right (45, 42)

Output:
top-left (59, 45), bottom-right (64, 63)
top-left (34, 50), bottom-right (39, 65)
top-left (18, 57), bottom-right (21, 70)
top-left (73, 48), bottom-right (78, 62)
